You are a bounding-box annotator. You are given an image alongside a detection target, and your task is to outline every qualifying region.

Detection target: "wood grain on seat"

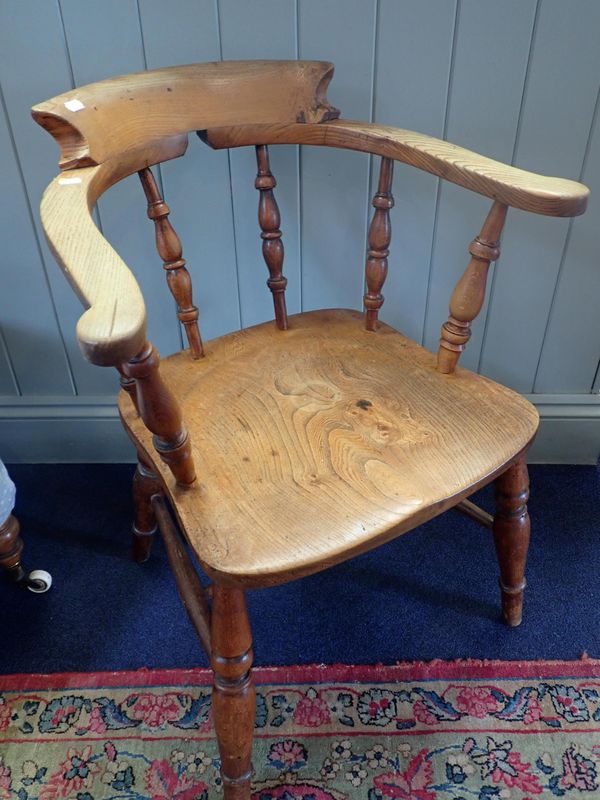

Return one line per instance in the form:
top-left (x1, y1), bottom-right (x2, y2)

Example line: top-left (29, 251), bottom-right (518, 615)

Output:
top-left (119, 309), bottom-right (538, 588)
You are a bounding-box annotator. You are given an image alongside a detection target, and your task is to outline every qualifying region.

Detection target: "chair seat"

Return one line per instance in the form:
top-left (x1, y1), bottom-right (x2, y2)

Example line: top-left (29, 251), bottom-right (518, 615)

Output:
top-left (119, 309), bottom-right (538, 587)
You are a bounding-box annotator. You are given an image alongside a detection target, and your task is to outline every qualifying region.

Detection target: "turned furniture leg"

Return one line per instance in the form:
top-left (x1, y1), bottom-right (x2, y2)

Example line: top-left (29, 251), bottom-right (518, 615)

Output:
top-left (211, 585), bottom-right (255, 800)
top-left (0, 513), bottom-right (25, 583)
top-left (493, 455), bottom-right (530, 627)
top-left (132, 455), bottom-right (162, 563)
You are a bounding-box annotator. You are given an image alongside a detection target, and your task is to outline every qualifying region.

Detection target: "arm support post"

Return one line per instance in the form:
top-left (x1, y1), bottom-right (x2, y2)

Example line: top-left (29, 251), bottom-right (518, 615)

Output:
top-left (438, 200), bottom-right (507, 374)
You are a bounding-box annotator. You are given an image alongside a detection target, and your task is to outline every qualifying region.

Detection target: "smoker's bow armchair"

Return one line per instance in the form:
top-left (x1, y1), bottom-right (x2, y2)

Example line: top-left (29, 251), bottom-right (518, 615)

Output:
top-left (33, 60), bottom-right (589, 799)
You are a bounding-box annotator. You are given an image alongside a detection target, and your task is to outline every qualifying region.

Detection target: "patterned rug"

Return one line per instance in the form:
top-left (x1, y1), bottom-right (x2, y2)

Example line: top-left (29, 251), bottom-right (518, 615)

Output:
top-left (1, 659), bottom-right (600, 799)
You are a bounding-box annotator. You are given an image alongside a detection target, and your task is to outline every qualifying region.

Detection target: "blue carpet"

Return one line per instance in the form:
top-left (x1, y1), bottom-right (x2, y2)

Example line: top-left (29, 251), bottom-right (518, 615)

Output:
top-left (0, 463), bottom-right (598, 674)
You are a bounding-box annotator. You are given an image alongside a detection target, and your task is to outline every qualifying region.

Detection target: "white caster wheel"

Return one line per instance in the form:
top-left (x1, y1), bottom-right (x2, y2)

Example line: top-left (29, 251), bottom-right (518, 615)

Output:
top-left (26, 569), bottom-right (52, 593)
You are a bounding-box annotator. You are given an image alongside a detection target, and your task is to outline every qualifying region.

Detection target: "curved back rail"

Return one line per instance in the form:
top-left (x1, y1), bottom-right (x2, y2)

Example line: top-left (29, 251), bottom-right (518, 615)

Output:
top-left (32, 61), bottom-right (338, 169)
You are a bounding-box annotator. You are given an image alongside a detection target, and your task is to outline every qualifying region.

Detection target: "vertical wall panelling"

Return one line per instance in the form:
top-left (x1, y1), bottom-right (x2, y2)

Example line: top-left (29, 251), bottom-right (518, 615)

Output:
top-left (374, 0), bottom-right (457, 343)
top-left (593, 363), bottom-right (600, 394)
top-left (298, 0), bottom-right (377, 312)
top-left (0, 330), bottom-right (17, 397)
top-left (479, 0), bottom-right (600, 392)
top-left (218, 0), bottom-right (301, 328)
top-left (137, 0), bottom-right (240, 342)
top-left (0, 0), bottom-right (113, 395)
top-left (59, 0), bottom-right (183, 359)
top-left (422, 0), bottom-right (538, 371)
top-left (533, 90), bottom-right (600, 393)
top-left (0, 95), bottom-right (75, 395)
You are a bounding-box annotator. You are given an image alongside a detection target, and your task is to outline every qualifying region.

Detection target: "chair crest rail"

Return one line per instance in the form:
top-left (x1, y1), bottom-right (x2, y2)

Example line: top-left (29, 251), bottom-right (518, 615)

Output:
top-left (203, 120), bottom-right (589, 217)
top-left (32, 61), bottom-right (339, 169)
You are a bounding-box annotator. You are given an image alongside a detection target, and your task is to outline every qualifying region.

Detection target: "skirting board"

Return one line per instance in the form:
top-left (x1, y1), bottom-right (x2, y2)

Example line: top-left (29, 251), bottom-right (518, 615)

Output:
top-left (0, 394), bottom-right (598, 465)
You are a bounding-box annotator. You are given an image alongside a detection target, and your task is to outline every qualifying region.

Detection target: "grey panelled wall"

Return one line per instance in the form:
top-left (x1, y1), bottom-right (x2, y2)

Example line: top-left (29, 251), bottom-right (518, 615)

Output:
top-left (0, 0), bottom-right (598, 463)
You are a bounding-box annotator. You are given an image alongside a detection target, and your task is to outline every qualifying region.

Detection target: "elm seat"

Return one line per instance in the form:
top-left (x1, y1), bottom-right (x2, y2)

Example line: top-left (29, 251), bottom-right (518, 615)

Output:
top-left (119, 309), bottom-right (538, 586)
top-left (33, 59), bottom-right (588, 800)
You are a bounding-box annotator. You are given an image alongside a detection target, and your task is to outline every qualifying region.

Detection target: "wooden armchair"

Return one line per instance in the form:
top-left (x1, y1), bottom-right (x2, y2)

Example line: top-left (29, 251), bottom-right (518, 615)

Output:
top-left (32, 60), bottom-right (588, 799)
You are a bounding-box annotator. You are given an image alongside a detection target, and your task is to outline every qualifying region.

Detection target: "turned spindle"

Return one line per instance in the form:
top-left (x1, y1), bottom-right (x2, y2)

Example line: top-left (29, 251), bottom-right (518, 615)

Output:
top-left (122, 341), bottom-right (196, 486)
top-left (255, 145), bottom-right (288, 330)
top-left (364, 157), bottom-right (394, 331)
top-left (138, 167), bottom-right (204, 358)
top-left (438, 200), bottom-right (507, 373)
top-left (211, 586), bottom-right (255, 800)
top-left (493, 456), bottom-right (530, 627)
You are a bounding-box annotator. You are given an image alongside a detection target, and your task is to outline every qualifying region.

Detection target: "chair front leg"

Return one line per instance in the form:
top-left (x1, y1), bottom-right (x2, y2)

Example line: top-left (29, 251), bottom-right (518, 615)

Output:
top-left (493, 454), bottom-right (530, 627)
top-left (211, 585), bottom-right (255, 800)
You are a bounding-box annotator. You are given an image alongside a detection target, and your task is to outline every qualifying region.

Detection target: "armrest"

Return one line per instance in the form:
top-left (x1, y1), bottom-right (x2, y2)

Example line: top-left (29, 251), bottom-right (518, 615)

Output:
top-left (202, 119), bottom-right (589, 217)
top-left (40, 134), bottom-right (188, 366)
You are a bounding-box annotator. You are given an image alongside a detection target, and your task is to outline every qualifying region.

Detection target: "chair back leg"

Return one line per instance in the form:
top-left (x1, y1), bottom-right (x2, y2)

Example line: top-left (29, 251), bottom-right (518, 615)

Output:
top-left (131, 454), bottom-right (162, 563)
top-left (493, 454), bottom-right (530, 626)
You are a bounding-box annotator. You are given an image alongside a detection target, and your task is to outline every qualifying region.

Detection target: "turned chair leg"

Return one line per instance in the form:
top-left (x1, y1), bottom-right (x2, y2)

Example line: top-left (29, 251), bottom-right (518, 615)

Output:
top-left (0, 513), bottom-right (25, 582)
top-left (493, 455), bottom-right (530, 627)
top-left (211, 585), bottom-right (255, 800)
top-left (132, 455), bottom-right (162, 563)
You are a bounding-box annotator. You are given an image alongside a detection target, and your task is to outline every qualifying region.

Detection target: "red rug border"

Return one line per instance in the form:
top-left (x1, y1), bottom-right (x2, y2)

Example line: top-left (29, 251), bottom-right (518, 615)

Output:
top-left (1, 657), bottom-right (599, 691)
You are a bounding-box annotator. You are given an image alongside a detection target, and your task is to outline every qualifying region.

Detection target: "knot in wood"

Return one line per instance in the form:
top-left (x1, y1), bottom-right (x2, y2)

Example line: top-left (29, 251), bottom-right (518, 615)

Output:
top-left (255, 174), bottom-right (276, 190)
top-left (147, 200), bottom-right (170, 220)
top-left (372, 193), bottom-right (394, 210)
top-left (469, 236), bottom-right (500, 262)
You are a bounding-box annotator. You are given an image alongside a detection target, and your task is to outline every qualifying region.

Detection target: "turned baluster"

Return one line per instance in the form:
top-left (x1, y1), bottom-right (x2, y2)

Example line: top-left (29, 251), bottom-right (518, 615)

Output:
top-left (364, 157), bottom-right (394, 331)
top-left (438, 200), bottom-right (508, 373)
top-left (255, 145), bottom-right (288, 330)
top-left (211, 586), bottom-right (255, 799)
top-left (122, 341), bottom-right (196, 486)
top-left (138, 167), bottom-right (204, 358)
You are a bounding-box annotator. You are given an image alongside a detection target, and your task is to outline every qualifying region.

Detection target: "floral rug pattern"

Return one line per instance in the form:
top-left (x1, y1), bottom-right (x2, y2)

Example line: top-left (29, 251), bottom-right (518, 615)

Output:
top-left (1, 661), bottom-right (600, 799)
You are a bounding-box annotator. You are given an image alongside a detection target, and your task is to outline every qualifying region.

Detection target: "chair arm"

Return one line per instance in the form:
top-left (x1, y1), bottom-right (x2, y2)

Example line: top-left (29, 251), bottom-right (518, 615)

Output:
top-left (202, 119), bottom-right (589, 217)
top-left (40, 134), bottom-right (188, 366)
